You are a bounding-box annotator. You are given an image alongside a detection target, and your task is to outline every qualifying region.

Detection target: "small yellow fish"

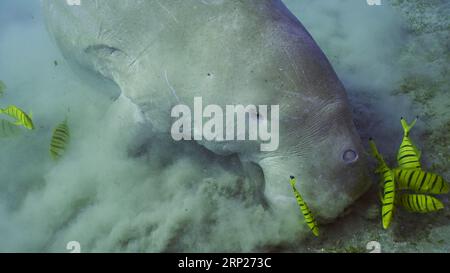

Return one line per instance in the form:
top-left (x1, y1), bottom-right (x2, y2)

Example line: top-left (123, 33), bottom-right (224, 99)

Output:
top-left (289, 176), bottom-right (319, 237)
top-left (397, 117), bottom-right (421, 169)
top-left (50, 119), bottom-right (70, 160)
top-left (0, 105), bottom-right (34, 130)
top-left (369, 139), bottom-right (395, 229)
top-left (397, 194), bottom-right (444, 213)
top-left (393, 168), bottom-right (449, 194)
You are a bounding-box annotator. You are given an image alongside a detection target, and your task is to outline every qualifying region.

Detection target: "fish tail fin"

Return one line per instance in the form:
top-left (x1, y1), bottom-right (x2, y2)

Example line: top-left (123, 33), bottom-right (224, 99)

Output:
top-left (400, 116), bottom-right (417, 137)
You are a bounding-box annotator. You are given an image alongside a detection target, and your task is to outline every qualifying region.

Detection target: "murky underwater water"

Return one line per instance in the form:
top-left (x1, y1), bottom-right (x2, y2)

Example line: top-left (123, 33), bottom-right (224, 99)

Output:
top-left (0, 0), bottom-right (449, 252)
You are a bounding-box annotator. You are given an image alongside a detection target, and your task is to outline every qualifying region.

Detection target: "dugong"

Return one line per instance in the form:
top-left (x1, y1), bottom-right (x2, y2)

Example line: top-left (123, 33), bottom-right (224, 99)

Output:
top-left (42, 0), bottom-right (369, 221)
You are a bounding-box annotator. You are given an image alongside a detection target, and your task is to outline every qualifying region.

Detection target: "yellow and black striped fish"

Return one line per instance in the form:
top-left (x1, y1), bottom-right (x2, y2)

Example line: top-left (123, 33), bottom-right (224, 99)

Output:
top-left (289, 176), bottom-right (319, 237)
top-left (369, 139), bottom-right (395, 229)
top-left (397, 194), bottom-right (444, 213)
top-left (0, 105), bottom-right (34, 130)
top-left (397, 117), bottom-right (421, 169)
top-left (393, 168), bottom-right (449, 194)
top-left (50, 119), bottom-right (70, 160)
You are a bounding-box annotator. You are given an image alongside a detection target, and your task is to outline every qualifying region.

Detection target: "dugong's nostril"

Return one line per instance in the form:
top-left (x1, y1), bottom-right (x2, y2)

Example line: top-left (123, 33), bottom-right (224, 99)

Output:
top-left (342, 149), bottom-right (358, 164)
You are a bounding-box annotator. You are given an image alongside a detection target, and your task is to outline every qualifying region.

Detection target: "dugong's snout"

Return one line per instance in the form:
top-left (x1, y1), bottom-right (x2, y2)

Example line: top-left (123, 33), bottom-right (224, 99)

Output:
top-left (312, 144), bottom-right (370, 220)
top-left (258, 120), bottom-right (370, 221)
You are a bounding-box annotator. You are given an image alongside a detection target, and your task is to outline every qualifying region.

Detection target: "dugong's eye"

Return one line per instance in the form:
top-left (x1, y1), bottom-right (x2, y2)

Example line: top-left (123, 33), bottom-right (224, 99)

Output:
top-left (342, 149), bottom-right (358, 164)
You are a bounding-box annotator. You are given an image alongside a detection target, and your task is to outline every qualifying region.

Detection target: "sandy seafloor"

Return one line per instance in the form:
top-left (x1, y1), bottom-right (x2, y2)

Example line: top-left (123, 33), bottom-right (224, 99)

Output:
top-left (0, 0), bottom-right (449, 252)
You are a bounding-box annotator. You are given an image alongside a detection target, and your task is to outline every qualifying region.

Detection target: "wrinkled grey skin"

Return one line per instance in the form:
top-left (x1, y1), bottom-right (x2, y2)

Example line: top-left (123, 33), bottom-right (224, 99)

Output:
top-left (43, 0), bottom-right (369, 221)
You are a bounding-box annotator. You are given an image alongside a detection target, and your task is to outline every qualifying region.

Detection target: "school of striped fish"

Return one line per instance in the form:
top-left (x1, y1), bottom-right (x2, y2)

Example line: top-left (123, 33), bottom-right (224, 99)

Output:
top-left (0, 79), bottom-right (70, 160)
top-left (370, 117), bottom-right (449, 230)
top-left (290, 117), bottom-right (449, 237)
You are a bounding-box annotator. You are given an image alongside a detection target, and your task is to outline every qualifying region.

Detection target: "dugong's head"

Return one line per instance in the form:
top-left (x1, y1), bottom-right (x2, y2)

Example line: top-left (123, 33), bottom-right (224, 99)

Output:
top-left (43, 0), bottom-right (370, 221)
